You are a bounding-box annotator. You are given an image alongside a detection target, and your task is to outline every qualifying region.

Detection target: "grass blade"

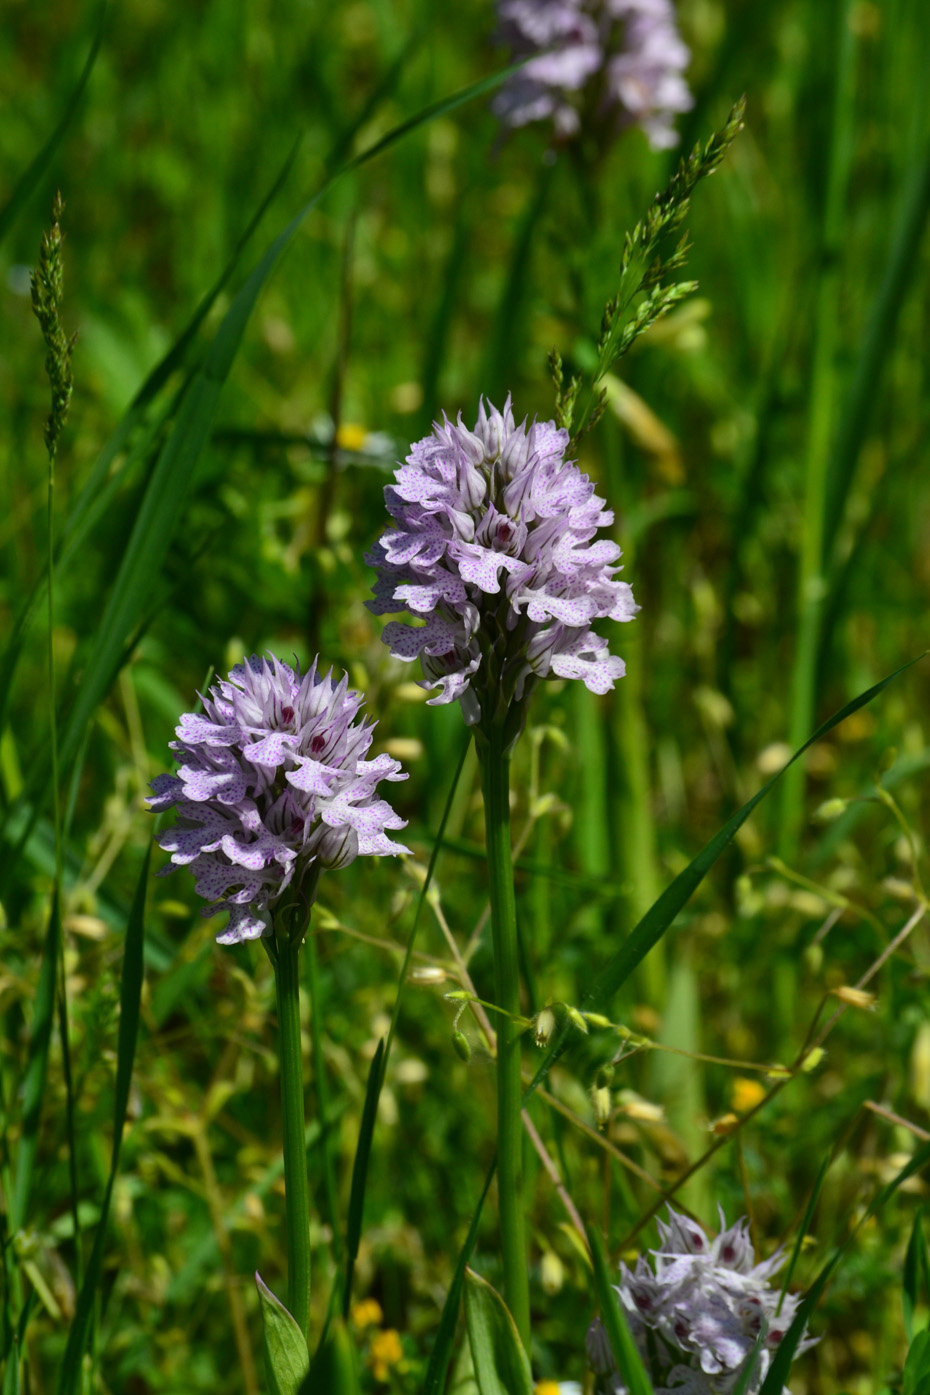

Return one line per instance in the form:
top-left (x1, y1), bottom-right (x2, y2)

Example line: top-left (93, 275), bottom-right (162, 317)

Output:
top-left (527, 654), bottom-right (925, 1098)
top-left (424, 1160), bottom-right (497, 1395)
top-left (586, 1224), bottom-right (654, 1395)
top-left (10, 888), bottom-right (61, 1233)
top-left (778, 1152), bottom-right (832, 1313)
top-left (759, 1137), bottom-right (930, 1395)
top-left (0, 5), bottom-right (105, 247)
top-left (904, 1206), bottom-right (930, 1342)
top-left (54, 845), bottom-right (149, 1395)
top-left (342, 1039), bottom-right (385, 1319)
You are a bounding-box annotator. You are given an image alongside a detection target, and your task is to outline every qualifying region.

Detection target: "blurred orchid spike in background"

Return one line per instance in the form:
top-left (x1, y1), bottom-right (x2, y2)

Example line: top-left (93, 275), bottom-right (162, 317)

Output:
top-left (366, 395), bottom-right (638, 742)
top-left (587, 1204), bottom-right (817, 1394)
top-left (493, 0), bottom-right (693, 149)
top-left (148, 654), bottom-right (409, 945)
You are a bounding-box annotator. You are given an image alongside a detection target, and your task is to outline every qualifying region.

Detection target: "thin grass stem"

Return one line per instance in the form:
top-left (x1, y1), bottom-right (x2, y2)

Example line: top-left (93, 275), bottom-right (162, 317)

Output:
top-left (272, 938), bottom-right (312, 1339)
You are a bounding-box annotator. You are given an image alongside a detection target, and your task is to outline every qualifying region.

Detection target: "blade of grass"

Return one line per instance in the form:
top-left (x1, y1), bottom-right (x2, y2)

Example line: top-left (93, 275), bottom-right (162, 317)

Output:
top-left (586, 1224), bottom-right (653, 1395)
top-left (904, 1206), bottom-right (930, 1342)
top-left (341, 1039), bottom-right (385, 1319)
top-left (759, 1137), bottom-right (930, 1394)
top-left (10, 888), bottom-right (61, 1233)
top-left (54, 845), bottom-right (149, 1395)
top-left (424, 1159), bottom-right (497, 1395)
top-left (306, 936), bottom-right (341, 1266)
top-left (0, 5), bottom-right (105, 246)
top-left (527, 654), bottom-right (925, 1098)
top-left (777, 1152), bottom-right (832, 1314)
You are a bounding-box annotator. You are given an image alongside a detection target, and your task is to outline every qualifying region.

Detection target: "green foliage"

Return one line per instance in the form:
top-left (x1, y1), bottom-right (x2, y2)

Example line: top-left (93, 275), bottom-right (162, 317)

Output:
top-left (586, 1224), bottom-right (654, 1395)
top-left (463, 1268), bottom-right (533, 1395)
top-left (256, 1274), bottom-right (310, 1395)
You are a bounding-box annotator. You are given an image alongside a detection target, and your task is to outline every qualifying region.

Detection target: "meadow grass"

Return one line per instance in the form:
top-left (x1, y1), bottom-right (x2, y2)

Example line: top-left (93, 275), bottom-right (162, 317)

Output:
top-left (1, 0), bottom-right (930, 1391)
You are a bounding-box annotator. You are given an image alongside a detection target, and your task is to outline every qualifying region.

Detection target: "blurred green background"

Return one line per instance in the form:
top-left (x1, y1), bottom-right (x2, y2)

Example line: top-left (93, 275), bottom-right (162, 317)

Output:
top-left (2, 0), bottom-right (930, 1390)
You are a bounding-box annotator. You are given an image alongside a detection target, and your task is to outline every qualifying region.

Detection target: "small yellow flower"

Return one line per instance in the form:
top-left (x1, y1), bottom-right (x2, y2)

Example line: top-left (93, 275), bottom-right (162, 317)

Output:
top-left (731, 1076), bottom-right (766, 1113)
top-left (535, 1384), bottom-right (563, 1395)
top-left (336, 422), bottom-right (368, 451)
top-left (350, 1297), bottom-right (384, 1329)
top-left (369, 1328), bottom-right (404, 1382)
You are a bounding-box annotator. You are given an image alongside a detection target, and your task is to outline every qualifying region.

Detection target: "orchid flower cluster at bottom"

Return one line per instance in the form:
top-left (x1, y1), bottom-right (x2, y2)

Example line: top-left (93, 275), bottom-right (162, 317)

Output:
top-left (586, 1206), bottom-right (816, 1394)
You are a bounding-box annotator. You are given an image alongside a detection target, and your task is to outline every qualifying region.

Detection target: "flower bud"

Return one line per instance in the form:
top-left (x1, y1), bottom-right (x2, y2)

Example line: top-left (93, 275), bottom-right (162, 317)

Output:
top-left (534, 1005), bottom-right (557, 1047)
top-left (315, 824), bottom-right (360, 870)
top-left (451, 1030), bottom-right (472, 1063)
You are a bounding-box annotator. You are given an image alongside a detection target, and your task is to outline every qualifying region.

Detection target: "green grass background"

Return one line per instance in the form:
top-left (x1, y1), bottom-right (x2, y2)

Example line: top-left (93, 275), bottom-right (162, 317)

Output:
top-left (1, 0), bottom-right (930, 1390)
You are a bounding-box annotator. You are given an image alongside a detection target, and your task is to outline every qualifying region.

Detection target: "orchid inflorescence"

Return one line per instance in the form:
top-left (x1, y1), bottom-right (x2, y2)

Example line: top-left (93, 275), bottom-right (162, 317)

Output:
top-left (587, 1205), bottom-right (816, 1394)
top-left (366, 396), bottom-right (638, 735)
top-left (494, 0), bottom-right (693, 149)
top-left (148, 654), bottom-right (409, 945)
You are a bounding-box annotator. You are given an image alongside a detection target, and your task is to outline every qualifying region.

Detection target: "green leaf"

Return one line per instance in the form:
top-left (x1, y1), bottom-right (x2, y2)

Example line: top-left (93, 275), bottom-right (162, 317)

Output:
top-left (424, 1159), bottom-right (497, 1395)
top-left (527, 654), bottom-right (925, 1101)
top-left (256, 1274), bottom-right (310, 1395)
top-left (585, 1226), bottom-right (654, 1395)
top-left (778, 1151), bottom-right (832, 1313)
top-left (0, 5), bottom-right (105, 247)
top-left (54, 847), bottom-right (150, 1395)
top-left (904, 1331), bottom-right (930, 1395)
top-left (10, 888), bottom-right (61, 1232)
top-left (343, 1038), bottom-right (385, 1315)
top-left (301, 1319), bottom-right (360, 1395)
top-left (904, 1207), bottom-right (930, 1342)
top-left (463, 1269), bottom-right (533, 1395)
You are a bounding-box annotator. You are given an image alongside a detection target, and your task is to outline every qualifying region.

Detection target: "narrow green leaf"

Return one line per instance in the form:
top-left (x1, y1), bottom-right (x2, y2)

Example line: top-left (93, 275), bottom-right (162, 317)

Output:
top-left (343, 1038), bottom-right (385, 1316)
top-left (11, 888), bottom-right (61, 1232)
top-left (904, 1207), bottom-right (930, 1342)
top-left (301, 1319), bottom-right (360, 1395)
top-left (464, 1269), bottom-right (533, 1395)
top-left (778, 1152), bottom-right (832, 1312)
top-left (256, 1273), bottom-right (310, 1395)
top-left (424, 1160), bottom-right (497, 1395)
top-left (759, 1138), bottom-right (930, 1395)
top-left (54, 846), bottom-right (149, 1395)
top-left (0, 5), bottom-right (105, 246)
top-left (904, 1330), bottom-right (930, 1395)
top-left (527, 655), bottom-right (925, 1099)
top-left (585, 1226), bottom-right (654, 1395)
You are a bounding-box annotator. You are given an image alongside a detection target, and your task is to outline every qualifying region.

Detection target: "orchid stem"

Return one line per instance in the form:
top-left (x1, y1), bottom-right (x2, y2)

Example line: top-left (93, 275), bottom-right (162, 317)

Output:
top-left (273, 936), bottom-right (311, 1339)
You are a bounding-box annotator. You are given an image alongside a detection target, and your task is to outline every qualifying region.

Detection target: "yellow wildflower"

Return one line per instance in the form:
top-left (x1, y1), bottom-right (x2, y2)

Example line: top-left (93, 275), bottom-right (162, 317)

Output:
top-left (350, 1297), bottom-right (383, 1329)
top-left (369, 1328), bottom-right (404, 1382)
top-left (731, 1076), bottom-right (766, 1113)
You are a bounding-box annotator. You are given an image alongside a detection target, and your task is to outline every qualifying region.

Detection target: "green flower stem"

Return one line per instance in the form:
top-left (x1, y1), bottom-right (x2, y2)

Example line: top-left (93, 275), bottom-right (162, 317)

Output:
top-left (478, 729), bottom-right (530, 1353)
top-left (272, 937), bottom-right (311, 1339)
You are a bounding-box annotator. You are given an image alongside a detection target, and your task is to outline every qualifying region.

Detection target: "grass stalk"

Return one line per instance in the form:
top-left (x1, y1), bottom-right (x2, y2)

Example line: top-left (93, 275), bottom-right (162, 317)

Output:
top-left (477, 729), bottom-right (530, 1353)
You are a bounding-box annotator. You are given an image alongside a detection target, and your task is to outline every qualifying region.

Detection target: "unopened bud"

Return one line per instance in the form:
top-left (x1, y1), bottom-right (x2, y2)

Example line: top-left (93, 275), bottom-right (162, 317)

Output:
top-left (595, 1064), bottom-right (615, 1091)
top-left (832, 985), bottom-right (876, 1010)
top-left (814, 797), bottom-right (847, 824)
top-left (444, 990), bottom-right (476, 1003)
top-left (315, 824), bottom-right (359, 870)
top-left (583, 1013), bottom-right (613, 1029)
top-left (408, 965), bottom-right (447, 986)
top-left (765, 1063), bottom-right (792, 1082)
top-left (534, 1006), bottom-right (556, 1047)
top-left (565, 1006), bottom-right (588, 1034)
top-left (801, 1047), bottom-right (825, 1073)
top-left (540, 1250), bottom-right (564, 1295)
top-left (592, 1086), bottom-right (612, 1128)
top-left (709, 1113), bottom-right (739, 1136)
top-left (451, 1031), bottom-right (471, 1063)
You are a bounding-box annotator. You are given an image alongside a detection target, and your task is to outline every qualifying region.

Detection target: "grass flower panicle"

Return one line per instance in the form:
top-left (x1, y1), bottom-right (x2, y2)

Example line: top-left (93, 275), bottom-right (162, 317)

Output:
top-left (367, 396), bottom-right (638, 731)
top-left (587, 1206), bottom-right (816, 1394)
top-left (148, 654), bottom-right (409, 945)
top-left (494, 0), bottom-right (693, 149)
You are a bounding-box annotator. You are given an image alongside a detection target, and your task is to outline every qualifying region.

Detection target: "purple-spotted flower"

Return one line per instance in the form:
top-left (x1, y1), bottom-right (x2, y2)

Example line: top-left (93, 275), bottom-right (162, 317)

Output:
top-left (494, 0), bottom-right (693, 150)
top-left (365, 397), bottom-right (638, 730)
top-left (586, 1206), bottom-right (816, 1395)
top-left (148, 655), bottom-right (409, 946)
